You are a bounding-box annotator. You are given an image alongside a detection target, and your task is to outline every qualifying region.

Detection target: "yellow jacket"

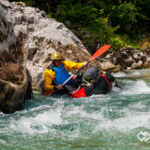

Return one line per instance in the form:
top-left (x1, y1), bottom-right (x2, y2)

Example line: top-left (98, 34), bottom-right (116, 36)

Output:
top-left (44, 61), bottom-right (83, 92)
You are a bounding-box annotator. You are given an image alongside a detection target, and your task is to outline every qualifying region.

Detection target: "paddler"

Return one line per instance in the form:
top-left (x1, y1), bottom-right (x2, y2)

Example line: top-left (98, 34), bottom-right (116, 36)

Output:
top-left (43, 51), bottom-right (87, 95)
top-left (71, 67), bottom-right (115, 98)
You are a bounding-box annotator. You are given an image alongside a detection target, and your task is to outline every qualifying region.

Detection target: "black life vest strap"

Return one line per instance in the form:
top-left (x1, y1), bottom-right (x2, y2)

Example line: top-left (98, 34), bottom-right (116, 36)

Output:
top-left (99, 74), bottom-right (111, 91)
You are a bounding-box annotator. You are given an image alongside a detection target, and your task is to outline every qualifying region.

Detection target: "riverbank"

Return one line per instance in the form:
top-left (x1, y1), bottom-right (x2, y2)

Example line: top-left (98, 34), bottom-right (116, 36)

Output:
top-left (99, 47), bottom-right (150, 72)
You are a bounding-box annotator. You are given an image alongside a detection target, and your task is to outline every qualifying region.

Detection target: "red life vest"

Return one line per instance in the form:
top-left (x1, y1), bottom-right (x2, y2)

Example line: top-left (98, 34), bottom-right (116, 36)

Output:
top-left (72, 87), bottom-right (87, 98)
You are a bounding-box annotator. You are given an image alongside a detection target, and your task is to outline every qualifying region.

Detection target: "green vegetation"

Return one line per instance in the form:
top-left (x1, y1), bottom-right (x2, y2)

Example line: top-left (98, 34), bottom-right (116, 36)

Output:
top-left (9, 0), bottom-right (150, 52)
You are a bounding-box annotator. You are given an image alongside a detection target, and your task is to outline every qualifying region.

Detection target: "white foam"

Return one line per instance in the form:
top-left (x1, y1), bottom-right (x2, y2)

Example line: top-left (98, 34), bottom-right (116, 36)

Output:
top-left (113, 72), bottom-right (127, 78)
top-left (121, 80), bottom-right (150, 95)
top-left (0, 139), bottom-right (6, 145)
top-left (9, 108), bottom-right (63, 135)
top-left (97, 112), bottom-right (150, 132)
top-left (61, 102), bottom-right (150, 133)
top-left (128, 101), bottom-right (146, 110)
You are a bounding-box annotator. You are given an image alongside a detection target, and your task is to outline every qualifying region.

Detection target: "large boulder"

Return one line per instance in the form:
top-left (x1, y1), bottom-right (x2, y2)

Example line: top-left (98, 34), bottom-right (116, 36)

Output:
top-left (14, 3), bottom-right (100, 89)
top-left (0, 0), bottom-right (32, 113)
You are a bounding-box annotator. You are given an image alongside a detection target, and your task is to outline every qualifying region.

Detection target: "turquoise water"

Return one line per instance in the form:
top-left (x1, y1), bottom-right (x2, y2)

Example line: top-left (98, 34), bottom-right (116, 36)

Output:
top-left (0, 69), bottom-right (150, 150)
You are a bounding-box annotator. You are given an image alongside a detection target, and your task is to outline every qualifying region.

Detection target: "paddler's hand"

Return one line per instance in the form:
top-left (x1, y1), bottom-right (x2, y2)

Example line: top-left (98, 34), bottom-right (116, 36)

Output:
top-left (83, 61), bottom-right (88, 68)
top-left (55, 84), bottom-right (63, 90)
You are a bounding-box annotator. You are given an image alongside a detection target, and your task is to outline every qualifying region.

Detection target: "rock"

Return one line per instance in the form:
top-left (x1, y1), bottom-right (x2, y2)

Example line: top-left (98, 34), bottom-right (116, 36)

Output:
top-left (100, 61), bottom-right (116, 71)
top-left (131, 61), bottom-right (143, 69)
top-left (24, 69), bottom-right (33, 99)
top-left (124, 56), bottom-right (134, 66)
top-left (112, 65), bottom-right (121, 72)
top-left (0, 0), bottom-right (32, 113)
top-left (143, 57), bottom-right (150, 68)
top-left (101, 47), bottom-right (150, 70)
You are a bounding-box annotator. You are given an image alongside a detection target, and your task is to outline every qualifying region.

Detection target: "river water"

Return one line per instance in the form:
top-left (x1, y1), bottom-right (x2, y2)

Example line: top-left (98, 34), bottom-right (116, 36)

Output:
top-left (0, 69), bottom-right (150, 150)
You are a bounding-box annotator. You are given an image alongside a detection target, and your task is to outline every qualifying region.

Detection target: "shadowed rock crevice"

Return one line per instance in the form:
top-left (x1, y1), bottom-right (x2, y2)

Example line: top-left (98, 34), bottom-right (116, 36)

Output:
top-left (0, 31), bottom-right (8, 42)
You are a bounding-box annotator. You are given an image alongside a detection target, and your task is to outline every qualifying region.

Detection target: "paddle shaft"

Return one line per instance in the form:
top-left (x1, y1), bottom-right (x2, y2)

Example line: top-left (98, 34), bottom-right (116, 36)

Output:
top-left (63, 60), bottom-right (90, 85)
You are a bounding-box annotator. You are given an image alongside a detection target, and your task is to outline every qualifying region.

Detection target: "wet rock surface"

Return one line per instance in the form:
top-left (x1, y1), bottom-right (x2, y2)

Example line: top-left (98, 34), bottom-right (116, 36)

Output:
top-left (0, 0), bottom-right (32, 113)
